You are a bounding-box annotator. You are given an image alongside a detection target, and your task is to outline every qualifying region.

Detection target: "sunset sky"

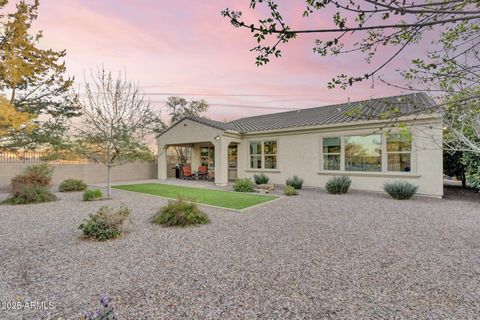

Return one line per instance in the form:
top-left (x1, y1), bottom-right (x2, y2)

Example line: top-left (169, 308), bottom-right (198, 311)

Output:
top-left (23, 0), bottom-right (432, 121)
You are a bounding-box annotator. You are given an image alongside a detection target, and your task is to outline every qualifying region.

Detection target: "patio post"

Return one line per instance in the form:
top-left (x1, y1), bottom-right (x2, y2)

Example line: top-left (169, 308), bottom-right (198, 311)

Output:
top-left (214, 137), bottom-right (229, 186)
top-left (158, 145), bottom-right (167, 181)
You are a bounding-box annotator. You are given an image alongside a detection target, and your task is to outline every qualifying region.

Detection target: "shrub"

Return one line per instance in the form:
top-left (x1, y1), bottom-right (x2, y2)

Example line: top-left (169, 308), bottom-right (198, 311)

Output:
top-left (326, 176), bottom-right (352, 194)
top-left (284, 185), bottom-right (298, 196)
top-left (384, 181), bottom-right (418, 200)
top-left (233, 178), bottom-right (255, 192)
top-left (79, 206), bottom-right (131, 241)
top-left (59, 179), bottom-right (87, 192)
top-left (85, 295), bottom-right (116, 320)
top-left (253, 173), bottom-right (269, 185)
top-left (286, 175), bottom-right (304, 190)
top-left (2, 185), bottom-right (57, 205)
top-left (83, 189), bottom-right (103, 201)
top-left (151, 197), bottom-right (209, 227)
top-left (11, 163), bottom-right (53, 193)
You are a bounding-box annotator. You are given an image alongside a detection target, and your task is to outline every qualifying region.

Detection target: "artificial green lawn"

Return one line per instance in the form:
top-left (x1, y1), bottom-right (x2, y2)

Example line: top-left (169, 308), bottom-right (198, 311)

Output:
top-left (112, 183), bottom-right (278, 210)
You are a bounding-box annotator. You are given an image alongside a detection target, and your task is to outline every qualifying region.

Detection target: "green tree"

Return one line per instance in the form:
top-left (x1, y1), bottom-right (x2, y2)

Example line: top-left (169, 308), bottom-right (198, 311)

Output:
top-left (0, 0), bottom-right (80, 149)
top-left (222, 0), bottom-right (479, 89)
top-left (74, 68), bottom-right (161, 198)
top-left (0, 93), bottom-right (34, 145)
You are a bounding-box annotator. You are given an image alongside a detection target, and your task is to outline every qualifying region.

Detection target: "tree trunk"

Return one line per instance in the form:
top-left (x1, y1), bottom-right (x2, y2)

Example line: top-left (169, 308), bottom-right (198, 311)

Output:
top-left (107, 165), bottom-right (112, 199)
top-left (461, 172), bottom-right (467, 188)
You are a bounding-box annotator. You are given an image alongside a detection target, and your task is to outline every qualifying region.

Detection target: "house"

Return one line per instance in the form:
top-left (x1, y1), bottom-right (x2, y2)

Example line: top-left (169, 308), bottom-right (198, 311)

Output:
top-left (157, 93), bottom-right (443, 197)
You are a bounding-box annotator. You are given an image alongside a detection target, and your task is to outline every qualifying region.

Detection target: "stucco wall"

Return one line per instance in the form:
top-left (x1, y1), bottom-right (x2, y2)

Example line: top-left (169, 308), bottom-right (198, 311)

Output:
top-left (0, 163), bottom-right (157, 188)
top-left (237, 118), bottom-right (444, 197)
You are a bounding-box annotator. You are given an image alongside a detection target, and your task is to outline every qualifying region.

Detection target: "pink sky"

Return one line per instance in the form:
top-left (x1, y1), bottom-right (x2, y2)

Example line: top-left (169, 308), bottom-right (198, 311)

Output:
top-left (23, 0), bottom-right (431, 121)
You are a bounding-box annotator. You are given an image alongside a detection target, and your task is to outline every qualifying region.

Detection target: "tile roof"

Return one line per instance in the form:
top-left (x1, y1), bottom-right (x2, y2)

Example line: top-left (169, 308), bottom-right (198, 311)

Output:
top-left (227, 93), bottom-right (437, 133)
top-left (158, 93), bottom-right (437, 137)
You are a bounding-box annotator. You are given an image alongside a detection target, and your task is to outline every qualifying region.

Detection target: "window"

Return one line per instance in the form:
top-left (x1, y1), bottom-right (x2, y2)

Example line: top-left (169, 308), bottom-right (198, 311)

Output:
top-left (387, 133), bottom-right (412, 172)
top-left (249, 140), bottom-right (277, 169)
top-left (323, 137), bottom-right (341, 170)
top-left (200, 146), bottom-right (215, 170)
top-left (345, 135), bottom-right (382, 172)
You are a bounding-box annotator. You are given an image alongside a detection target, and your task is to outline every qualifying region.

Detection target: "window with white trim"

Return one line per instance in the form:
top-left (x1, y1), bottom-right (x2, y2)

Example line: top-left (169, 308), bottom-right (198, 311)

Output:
top-left (387, 133), bottom-right (412, 172)
top-left (323, 137), bottom-right (341, 170)
top-left (249, 140), bottom-right (277, 169)
top-left (345, 134), bottom-right (382, 172)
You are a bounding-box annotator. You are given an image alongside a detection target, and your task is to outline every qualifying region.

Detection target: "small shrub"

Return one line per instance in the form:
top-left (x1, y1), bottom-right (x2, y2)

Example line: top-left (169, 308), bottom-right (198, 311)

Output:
top-left (85, 295), bottom-right (116, 320)
top-left (2, 185), bottom-right (57, 205)
top-left (384, 181), bottom-right (418, 200)
top-left (83, 189), bottom-right (103, 201)
top-left (79, 206), bottom-right (131, 241)
top-left (233, 178), bottom-right (255, 192)
top-left (286, 175), bottom-right (304, 190)
top-left (284, 185), bottom-right (298, 196)
top-left (151, 196), bottom-right (209, 227)
top-left (59, 179), bottom-right (87, 192)
top-left (326, 176), bottom-right (352, 194)
top-left (253, 173), bottom-right (269, 185)
top-left (11, 163), bottom-right (53, 193)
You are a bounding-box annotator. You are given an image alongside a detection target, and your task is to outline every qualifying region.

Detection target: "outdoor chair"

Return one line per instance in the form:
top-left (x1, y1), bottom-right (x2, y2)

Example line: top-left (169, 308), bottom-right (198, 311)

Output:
top-left (197, 166), bottom-right (208, 180)
top-left (182, 165), bottom-right (195, 179)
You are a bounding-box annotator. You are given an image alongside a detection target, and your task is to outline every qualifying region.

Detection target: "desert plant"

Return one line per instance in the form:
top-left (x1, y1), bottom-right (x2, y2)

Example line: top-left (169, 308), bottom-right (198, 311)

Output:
top-left (284, 185), bottom-right (298, 196)
top-left (326, 176), bottom-right (352, 194)
top-left (151, 196), bottom-right (209, 227)
top-left (11, 163), bottom-right (53, 193)
top-left (286, 175), bottom-right (304, 190)
top-left (384, 181), bottom-right (418, 200)
top-left (233, 178), bottom-right (255, 192)
top-left (59, 179), bottom-right (87, 192)
top-left (79, 206), bottom-right (131, 241)
top-left (85, 295), bottom-right (117, 320)
top-left (83, 189), bottom-right (103, 201)
top-left (2, 185), bottom-right (57, 205)
top-left (253, 173), bottom-right (269, 185)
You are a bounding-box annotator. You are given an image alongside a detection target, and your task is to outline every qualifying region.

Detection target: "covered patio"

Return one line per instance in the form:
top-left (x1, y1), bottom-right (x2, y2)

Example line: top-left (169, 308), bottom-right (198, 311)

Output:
top-left (157, 117), bottom-right (241, 186)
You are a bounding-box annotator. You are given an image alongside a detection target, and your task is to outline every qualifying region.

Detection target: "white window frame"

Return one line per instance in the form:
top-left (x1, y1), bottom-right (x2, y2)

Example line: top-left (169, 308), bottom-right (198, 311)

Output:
top-left (248, 139), bottom-right (278, 170)
top-left (320, 131), bottom-right (415, 174)
top-left (322, 137), bottom-right (342, 171)
top-left (386, 132), bottom-right (413, 172)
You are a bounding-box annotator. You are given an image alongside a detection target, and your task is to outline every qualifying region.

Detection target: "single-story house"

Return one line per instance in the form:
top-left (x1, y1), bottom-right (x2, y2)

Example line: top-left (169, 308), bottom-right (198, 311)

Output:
top-left (157, 93), bottom-right (443, 197)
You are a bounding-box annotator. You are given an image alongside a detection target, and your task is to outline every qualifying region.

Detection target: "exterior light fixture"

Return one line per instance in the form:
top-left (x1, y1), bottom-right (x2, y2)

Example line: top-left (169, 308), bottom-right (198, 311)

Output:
top-left (214, 135), bottom-right (220, 140)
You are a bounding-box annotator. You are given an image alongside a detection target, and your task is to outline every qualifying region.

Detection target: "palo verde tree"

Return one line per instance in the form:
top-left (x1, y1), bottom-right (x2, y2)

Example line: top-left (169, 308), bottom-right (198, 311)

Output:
top-left (0, 0), bottom-right (80, 149)
top-left (222, 0), bottom-right (479, 89)
top-left (74, 68), bottom-right (161, 198)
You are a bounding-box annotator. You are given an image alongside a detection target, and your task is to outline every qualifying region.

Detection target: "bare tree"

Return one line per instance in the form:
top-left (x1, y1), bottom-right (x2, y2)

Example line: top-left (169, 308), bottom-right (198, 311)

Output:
top-left (74, 68), bottom-right (161, 198)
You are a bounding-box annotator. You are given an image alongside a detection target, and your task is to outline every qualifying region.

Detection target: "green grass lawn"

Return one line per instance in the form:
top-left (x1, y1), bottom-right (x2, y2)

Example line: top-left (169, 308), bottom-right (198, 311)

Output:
top-left (112, 183), bottom-right (278, 210)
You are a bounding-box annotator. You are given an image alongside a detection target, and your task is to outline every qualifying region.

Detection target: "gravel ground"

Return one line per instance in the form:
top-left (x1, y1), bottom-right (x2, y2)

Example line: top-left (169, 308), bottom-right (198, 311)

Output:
top-left (0, 185), bottom-right (479, 319)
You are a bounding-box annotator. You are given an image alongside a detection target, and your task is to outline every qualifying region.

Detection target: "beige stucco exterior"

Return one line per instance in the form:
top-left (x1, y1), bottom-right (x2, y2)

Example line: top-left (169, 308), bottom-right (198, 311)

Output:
top-left (157, 115), bottom-right (444, 197)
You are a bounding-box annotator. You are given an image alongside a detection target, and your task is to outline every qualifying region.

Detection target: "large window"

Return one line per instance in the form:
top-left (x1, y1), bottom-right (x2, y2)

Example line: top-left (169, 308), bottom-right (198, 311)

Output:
top-left (200, 146), bottom-right (215, 170)
top-left (323, 137), bottom-right (341, 170)
top-left (387, 133), bottom-right (412, 172)
top-left (345, 135), bottom-right (382, 172)
top-left (249, 140), bottom-right (277, 169)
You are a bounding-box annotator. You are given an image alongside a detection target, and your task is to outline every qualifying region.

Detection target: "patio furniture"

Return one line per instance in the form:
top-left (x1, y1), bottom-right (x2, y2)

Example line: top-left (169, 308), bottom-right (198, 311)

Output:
top-left (207, 170), bottom-right (215, 181)
top-left (196, 166), bottom-right (208, 180)
top-left (182, 165), bottom-right (195, 180)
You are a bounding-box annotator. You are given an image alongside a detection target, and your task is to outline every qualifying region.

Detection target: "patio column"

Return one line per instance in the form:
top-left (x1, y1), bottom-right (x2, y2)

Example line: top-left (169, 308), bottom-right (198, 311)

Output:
top-left (158, 145), bottom-right (167, 181)
top-left (214, 137), bottom-right (229, 186)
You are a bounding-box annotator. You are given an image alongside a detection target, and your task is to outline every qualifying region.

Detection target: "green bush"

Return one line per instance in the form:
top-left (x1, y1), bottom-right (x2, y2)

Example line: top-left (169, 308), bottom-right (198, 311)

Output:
top-left (326, 176), bottom-right (352, 194)
top-left (79, 206), bottom-right (131, 241)
top-left (286, 175), bottom-right (304, 190)
top-left (384, 181), bottom-right (418, 200)
top-left (233, 178), bottom-right (255, 192)
top-left (151, 197), bottom-right (209, 227)
top-left (11, 163), bottom-right (53, 193)
top-left (284, 185), bottom-right (298, 196)
top-left (2, 185), bottom-right (57, 205)
top-left (59, 179), bottom-right (87, 192)
top-left (253, 173), bottom-right (269, 185)
top-left (83, 189), bottom-right (103, 201)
